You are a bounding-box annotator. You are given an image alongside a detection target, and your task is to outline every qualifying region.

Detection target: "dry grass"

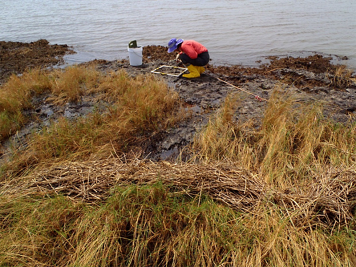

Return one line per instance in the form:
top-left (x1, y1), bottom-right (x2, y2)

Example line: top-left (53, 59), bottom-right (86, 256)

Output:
top-left (1, 64), bottom-right (178, 144)
top-left (0, 69), bottom-right (51, 141)
top-left (331, 65), bottom-right (354, 88)
top-left (192, 88), bottom-right (356, 186)
top-left (0, 65), bottom-right (96, 142)
top-left (1, 66), bottom-right (183, 177)
top-left (1, 66), bottom-right (356, 266)
top-left (1, 159), bottom-right (356, 266)
top-left (49, 64), bottom-right (100, 104)
top-left (2, 158), bottom-right (355, 227)
top-left (0, 68), bottom-right (51, 112)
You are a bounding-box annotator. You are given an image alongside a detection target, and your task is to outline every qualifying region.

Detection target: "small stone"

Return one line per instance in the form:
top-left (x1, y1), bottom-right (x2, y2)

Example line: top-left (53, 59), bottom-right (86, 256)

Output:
top-left (261, 83), bottom-right (273, 90)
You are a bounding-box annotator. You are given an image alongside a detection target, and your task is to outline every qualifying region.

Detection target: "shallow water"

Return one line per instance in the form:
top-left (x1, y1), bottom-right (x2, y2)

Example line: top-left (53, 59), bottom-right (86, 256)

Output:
top-left (1, 0), bottom-right (356, 69)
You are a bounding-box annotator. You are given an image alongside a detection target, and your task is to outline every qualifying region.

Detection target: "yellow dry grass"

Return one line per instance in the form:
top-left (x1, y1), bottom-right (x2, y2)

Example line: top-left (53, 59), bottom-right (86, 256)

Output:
top-left (192, 88), bottom-right (356, 187)
top-left (1, 65), bottom-right (356, 266)
top-left (0, 69), bottom-right (51, 140)
top-left (1, 158), bottom-right (356, 266)
top-left (1, 65), bottom-right (184, 177)
top-left (331, 65), bottom-right (354, 88)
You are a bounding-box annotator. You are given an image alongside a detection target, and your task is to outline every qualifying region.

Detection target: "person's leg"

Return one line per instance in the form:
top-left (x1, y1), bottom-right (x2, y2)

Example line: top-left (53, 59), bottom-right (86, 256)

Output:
top-left (196, 52), bottom-right (209, 66)
top-left (179, 52), bottom-right (209, 66)
top-left (180, 52), bottom-right (210, 78)
top-left (179, 53), bottom-right (194, 65)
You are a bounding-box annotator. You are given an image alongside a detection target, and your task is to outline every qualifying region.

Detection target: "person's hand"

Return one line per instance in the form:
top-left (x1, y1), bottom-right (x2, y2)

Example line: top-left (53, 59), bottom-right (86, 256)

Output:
top-left (175, 53), bottom-right (180, 62)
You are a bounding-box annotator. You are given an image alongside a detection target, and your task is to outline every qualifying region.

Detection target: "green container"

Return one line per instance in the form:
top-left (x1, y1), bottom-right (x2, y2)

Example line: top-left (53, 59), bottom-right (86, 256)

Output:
top-left (128, 40), bottom-right (137, 48)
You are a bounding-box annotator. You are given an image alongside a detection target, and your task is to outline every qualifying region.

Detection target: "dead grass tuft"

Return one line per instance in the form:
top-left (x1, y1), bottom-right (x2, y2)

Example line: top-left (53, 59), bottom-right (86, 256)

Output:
top-left (50, 64), bottom-right (100, 104)
top-left (192, 86), bottom-right (356, 186)
top-left (331, 65), bottom-right (354, 89)
top-left (0, 69), bottom-right (52, 141)
top-left (1, 67), bottom-right (183, 177)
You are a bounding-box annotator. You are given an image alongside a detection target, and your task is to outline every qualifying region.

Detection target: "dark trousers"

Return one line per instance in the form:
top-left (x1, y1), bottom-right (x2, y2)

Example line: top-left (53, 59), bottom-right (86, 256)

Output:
top-left (179, 51), bottom-right (209, 66)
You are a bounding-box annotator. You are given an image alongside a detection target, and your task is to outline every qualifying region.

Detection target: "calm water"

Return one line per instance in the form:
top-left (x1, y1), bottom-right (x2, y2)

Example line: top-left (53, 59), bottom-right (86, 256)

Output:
top-left (1, 0), bottom-right (356, 69)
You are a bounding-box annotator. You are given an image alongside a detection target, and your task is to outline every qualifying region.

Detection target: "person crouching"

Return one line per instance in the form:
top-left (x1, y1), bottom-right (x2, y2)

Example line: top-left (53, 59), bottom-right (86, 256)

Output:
top-left (167, 38), bottom-right (209, 78)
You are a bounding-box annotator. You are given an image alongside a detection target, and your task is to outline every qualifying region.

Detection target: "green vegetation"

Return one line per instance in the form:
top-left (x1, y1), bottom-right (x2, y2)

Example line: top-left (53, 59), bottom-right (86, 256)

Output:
top-left (0, 66), bottom-right (356, 266)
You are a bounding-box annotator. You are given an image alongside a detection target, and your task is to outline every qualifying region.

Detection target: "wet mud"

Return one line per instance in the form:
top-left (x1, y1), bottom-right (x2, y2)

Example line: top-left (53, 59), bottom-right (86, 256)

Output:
top-left (1, 41), bottom-right (356, 163)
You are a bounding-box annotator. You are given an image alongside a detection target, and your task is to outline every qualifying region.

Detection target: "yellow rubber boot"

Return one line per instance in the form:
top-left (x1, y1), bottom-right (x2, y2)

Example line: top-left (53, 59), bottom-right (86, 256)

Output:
top-left (183, 65), bottom-right (200, 78)
top-left (197, 66), bottom-right (205, 74)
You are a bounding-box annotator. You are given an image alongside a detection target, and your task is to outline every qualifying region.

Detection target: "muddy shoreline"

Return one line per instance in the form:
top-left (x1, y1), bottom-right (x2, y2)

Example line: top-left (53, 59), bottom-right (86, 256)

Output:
top-left (1, 40), bottom-right (356, 163)
top-left (0, 39), bottom-right (75, 84)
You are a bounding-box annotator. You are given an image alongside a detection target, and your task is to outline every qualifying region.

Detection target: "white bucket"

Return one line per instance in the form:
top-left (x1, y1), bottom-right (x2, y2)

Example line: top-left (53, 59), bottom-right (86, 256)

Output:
top-left (128, 46), bottom-right (143, 66)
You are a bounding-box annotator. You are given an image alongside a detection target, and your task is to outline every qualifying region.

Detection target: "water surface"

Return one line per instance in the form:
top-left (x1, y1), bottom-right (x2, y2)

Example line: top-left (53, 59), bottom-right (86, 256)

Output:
top-left (1, 0), bottom-right (355, 69)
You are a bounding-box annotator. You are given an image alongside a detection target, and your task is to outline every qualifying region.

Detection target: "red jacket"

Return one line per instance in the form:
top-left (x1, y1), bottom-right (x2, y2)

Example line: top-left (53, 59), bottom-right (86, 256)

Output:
top-left (180, 40), bottom-right (208, 59)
